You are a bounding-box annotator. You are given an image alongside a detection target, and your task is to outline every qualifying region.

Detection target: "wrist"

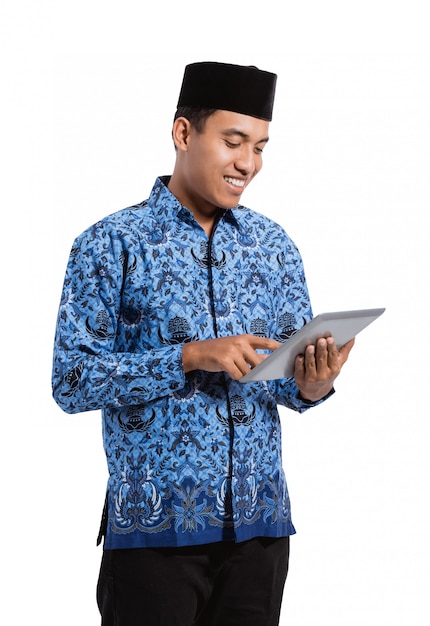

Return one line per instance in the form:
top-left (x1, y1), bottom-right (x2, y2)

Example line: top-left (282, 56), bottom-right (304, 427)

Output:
top-left (298, 386), bottom-right (334, 404)
top-left (182, 341), bottom-right (198, 373)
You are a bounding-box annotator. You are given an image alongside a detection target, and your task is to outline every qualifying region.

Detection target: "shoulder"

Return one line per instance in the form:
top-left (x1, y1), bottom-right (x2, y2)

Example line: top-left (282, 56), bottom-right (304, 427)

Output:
top-left (72, 200), bottom-right (154, 248)
top-left (232, 204), bottom-right (300, 250)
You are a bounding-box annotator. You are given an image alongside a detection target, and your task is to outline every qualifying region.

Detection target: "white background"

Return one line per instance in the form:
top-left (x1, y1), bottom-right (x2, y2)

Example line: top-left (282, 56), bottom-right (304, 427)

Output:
top-left (2, 1), bottom-right (429, 624)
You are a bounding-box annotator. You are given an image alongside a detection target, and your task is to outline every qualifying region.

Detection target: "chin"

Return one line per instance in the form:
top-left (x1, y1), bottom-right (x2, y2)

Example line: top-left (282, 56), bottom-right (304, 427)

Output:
top-left (219, 196), bottom-right (242, 210)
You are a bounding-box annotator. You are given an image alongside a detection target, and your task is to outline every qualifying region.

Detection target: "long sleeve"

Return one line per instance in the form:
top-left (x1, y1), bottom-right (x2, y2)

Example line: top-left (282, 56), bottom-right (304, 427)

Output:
top-left (52, 221), bottom-right (186, 415)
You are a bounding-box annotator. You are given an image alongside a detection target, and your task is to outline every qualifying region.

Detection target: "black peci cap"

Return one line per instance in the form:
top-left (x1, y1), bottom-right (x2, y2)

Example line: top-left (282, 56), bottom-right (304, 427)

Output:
top-left (177, 62), bottom-right (277, 121)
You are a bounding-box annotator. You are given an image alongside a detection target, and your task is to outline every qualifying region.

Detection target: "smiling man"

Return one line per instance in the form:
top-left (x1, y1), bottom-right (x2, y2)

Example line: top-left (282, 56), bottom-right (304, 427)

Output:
top-left (52, 62), bottom-right (353, 626)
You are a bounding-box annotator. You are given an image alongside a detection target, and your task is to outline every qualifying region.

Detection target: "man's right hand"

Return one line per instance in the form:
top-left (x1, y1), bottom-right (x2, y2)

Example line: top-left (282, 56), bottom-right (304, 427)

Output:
top-left (182, 335), bottom-right (281, 380)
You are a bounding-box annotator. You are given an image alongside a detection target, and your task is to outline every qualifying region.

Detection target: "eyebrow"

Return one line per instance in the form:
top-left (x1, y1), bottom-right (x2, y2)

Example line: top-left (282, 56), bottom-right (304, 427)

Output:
top-left (222, 128), bottom-right (270, 145)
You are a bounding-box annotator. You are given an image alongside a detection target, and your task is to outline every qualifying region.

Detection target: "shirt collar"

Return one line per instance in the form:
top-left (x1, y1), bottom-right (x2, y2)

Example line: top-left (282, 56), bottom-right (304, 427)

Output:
top-left (149, 176), bottom-right (242, 232)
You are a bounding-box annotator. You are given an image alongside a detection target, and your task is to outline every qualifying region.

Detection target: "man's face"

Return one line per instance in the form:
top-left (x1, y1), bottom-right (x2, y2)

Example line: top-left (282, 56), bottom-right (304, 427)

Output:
top-left (173, 110), bottom-right (270, 221)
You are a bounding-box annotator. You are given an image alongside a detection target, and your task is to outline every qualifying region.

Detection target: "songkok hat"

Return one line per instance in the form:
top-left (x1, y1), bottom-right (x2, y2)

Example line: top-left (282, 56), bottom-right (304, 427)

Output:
top-left (177, 62), bottom-right (277, 121)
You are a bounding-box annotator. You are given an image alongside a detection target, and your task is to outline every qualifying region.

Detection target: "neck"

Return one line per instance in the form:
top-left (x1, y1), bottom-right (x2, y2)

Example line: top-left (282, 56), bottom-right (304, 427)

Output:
top-left (168, 175), bottom-right (222, 237)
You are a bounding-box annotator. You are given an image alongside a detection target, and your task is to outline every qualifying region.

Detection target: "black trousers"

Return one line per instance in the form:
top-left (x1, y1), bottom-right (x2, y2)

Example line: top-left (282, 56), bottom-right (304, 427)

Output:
top-left (97, 536), bottom-right (290, 626)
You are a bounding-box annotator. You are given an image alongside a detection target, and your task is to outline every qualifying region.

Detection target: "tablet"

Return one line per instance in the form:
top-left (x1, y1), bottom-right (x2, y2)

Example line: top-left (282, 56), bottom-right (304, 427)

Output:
top-left (240, 307), bottom-right (385, 383)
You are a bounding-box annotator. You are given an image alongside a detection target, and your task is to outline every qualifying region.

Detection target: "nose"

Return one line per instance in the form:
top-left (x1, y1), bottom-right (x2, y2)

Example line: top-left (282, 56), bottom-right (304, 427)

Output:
top-left (234, 145), bottom-right (257, 175)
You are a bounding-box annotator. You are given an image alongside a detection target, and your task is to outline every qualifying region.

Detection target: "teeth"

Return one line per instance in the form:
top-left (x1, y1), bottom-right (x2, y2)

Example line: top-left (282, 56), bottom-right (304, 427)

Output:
top-left (225, 177), bottom-right (245, 188)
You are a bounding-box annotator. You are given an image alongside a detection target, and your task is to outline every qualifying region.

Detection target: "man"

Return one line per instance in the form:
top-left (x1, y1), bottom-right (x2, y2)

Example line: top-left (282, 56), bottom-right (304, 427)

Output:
top-left (52, 62), bottom-right (353, 625)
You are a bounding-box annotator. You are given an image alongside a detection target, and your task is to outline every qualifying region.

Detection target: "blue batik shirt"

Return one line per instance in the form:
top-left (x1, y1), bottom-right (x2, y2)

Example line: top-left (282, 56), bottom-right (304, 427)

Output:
top-left (52, 176), bottom-right (330, 550)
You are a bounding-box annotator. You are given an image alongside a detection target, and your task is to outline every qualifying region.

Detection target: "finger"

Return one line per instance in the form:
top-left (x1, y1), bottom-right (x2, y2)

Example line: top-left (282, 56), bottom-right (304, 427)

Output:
top-left (231, 351), bottom-right (265, 379)
top-left (228, 365), bottom-right (249, 380)
top-left (304, 344), bottom-right (316, 373)
top-left (241, 348), bottom-right (263, 370)
top-left (315, 338), bottom-right (329, 371)
top-left (241, 335), bottom-right (281, 372)
top-left (294, 354), bottom-right (305, 378)
top-left (242, 341), bottom-right (278, 370)
top-left (249, 335), bottom-right (281, 352)
top-left (326, 336), bottom-right (339, 369)
top-left (338, 338), bottom-right (355, 365)
top-left (220, 349), bottom-right (250, 379)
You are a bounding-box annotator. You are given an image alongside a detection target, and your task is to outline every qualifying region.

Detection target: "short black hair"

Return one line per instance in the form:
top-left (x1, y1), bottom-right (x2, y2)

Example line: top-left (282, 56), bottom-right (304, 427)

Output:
top-left (173, 106), bottom-right (218, 133)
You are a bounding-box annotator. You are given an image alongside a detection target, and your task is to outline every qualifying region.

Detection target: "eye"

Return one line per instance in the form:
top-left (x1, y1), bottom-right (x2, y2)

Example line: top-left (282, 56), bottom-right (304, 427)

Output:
top-left (254, 146), bottom-right (264, 154)
top-left (225, 140), bottom-right (240, 148)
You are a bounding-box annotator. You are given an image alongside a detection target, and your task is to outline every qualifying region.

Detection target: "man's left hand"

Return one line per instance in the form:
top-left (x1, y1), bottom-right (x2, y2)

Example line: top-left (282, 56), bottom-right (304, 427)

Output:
top-left (294, 336), bottom-right (355, 402)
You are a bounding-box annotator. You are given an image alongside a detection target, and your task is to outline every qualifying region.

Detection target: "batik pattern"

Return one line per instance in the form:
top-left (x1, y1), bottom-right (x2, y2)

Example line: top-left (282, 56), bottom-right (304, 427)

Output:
top-left (52, 176), bottom-right (324, 549)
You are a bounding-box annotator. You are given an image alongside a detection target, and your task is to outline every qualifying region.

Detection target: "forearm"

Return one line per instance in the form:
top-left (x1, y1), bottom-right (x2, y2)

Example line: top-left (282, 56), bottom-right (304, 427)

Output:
top-left (52, 343), bottom-right (186, 414)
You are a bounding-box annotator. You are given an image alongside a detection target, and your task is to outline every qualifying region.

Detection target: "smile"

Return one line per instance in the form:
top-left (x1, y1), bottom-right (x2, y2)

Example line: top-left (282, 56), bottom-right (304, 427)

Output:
top-left (224, 176), bottom-right (246, 188)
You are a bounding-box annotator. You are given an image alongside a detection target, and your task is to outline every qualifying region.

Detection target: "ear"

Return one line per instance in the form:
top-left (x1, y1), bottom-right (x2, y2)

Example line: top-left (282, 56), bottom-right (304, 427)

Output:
top-left (172, 116), bottom-right (192, 151)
